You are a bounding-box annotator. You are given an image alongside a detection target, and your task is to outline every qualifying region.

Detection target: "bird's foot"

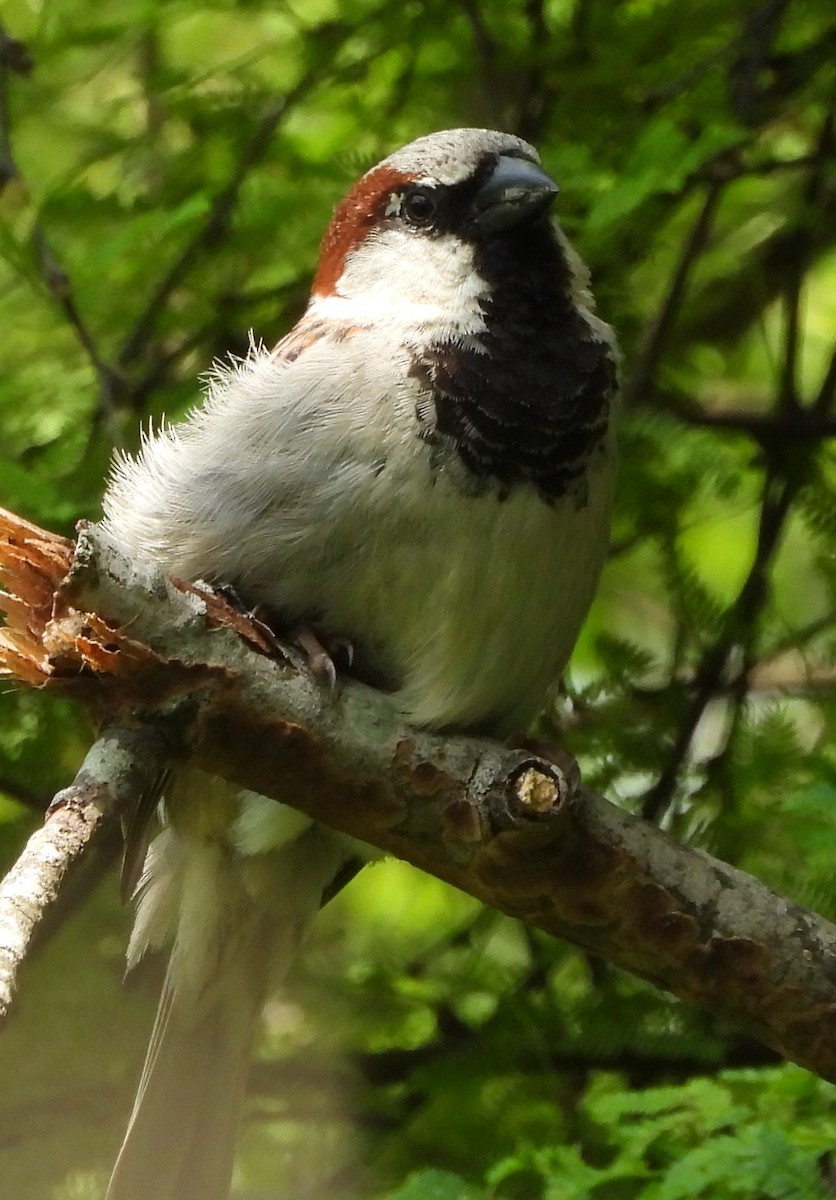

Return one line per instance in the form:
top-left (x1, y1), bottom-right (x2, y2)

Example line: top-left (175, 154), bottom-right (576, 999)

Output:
top-left (289, 624), bottom-right (354, 689)
top-left (192, 583), bottom-right (354, 687)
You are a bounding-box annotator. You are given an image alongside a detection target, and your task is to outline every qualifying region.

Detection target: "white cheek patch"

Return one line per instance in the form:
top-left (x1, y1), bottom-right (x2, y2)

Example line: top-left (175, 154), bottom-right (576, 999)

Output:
top-left (312, 226), bottom-right (489, 338)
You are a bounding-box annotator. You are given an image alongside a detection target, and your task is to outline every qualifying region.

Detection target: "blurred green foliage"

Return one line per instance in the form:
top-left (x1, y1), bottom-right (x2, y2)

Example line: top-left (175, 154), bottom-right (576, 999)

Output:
top-left (1, 0), bottom-right (835, 1196)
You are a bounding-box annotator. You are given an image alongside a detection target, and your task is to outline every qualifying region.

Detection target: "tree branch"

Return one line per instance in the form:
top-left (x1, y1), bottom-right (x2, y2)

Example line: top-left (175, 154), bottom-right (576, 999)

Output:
top-left (0, 22), bottom-right (33, 191)
top-left (0, 724), bottom-right (169, 1022)
top-left (665, 405), bottom-right (836, 444)
top-left (623, 178), bottom-right (725, 409)
top-left (642, 464), bottom-right (798, 822)
top-left (2, 509), bottom-right (836, 1079)
top-left (0, 24), bottom-right (125, 437)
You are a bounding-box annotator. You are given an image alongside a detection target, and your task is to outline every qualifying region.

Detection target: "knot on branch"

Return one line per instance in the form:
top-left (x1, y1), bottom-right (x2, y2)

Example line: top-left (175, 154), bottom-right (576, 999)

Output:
top-left (507, 757), bottom-right (578, 818)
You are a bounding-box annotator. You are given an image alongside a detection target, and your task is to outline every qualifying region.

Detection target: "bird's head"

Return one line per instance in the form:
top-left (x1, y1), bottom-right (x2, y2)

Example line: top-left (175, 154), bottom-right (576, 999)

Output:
top-left (310, 129), bottom-right (563, 331)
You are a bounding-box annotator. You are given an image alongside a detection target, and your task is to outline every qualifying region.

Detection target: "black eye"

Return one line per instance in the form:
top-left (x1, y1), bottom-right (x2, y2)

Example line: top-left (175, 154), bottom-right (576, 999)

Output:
top-left (402, 187), bottom-right (437, 226)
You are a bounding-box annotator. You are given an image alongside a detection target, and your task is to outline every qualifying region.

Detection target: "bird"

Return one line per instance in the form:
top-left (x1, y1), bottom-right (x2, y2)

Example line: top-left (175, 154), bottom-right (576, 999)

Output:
top-left (100, 127), bottom-right (619, 1200)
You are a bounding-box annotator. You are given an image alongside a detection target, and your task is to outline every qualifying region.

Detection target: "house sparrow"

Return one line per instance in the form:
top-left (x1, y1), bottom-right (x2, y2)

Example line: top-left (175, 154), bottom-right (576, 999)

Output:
top-left (101, 127), bottom-right (619, 1200)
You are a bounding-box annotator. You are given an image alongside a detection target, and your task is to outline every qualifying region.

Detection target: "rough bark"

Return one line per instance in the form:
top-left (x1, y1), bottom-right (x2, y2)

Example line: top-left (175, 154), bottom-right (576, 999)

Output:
top-left (0, 724), bottom-right (169, 1021)
top-left (1, 508), bottom-right (836, 1079)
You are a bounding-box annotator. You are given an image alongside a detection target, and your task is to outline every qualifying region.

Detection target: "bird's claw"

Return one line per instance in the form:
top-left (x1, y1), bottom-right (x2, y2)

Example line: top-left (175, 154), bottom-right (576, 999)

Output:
top-left (290, 625), bottom-right (354, 689)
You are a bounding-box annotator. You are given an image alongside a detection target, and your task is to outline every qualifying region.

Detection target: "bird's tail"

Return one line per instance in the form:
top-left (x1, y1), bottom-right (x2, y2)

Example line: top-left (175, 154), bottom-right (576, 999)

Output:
top-left (106, 782), bottom-right (354, 1200)
top-left (104, 949), bottom-right (265, 1200)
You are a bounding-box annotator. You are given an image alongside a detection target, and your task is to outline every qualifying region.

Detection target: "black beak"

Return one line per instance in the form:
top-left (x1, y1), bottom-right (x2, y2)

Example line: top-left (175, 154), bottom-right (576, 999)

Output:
top-left (469, 154), bottom-right (559, 235)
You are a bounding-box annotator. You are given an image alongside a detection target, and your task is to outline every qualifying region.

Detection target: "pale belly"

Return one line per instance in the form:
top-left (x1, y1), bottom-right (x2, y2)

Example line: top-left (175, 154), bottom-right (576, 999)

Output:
top-left (306, 453), bottom-right (615, 735)
top-left (103, 342), bottom-right (615, 737)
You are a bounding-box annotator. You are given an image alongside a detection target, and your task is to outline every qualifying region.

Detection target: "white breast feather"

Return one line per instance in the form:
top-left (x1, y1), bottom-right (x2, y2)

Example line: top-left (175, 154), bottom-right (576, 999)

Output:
top-left (104, 304), bottom-right (614, 734)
